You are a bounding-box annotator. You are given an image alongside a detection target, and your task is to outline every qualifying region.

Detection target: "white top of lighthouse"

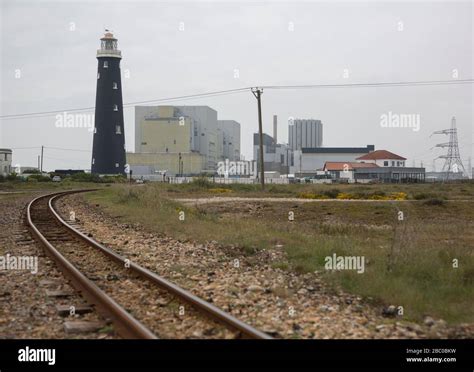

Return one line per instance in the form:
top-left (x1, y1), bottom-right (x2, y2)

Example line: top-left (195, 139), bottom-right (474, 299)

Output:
top-left (97, 31), bottom-right (122, 59)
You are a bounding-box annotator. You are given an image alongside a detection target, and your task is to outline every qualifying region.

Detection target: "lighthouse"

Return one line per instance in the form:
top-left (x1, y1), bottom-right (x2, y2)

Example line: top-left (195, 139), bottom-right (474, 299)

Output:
top-left (91, 31), bottom-right (126, 175)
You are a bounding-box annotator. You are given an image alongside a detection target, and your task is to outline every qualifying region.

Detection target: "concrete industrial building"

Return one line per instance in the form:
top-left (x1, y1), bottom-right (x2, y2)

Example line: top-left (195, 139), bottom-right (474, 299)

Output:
top-left (0, 149), bottom-right (12, 176)
top-left (217, 120), bottom-right (240, 162)
top-left (289, 119), bottom-right (323, 150)
top-left (127, 152), bottom-right (206, 177)
top-left (131, 105), bottom-right (240, 176)
top-left (135, 106), bottom-right (195, 154)
top-left (253, 133), bottom-right (291, 175)
top-left (290, 145), bottom-right (375, 176)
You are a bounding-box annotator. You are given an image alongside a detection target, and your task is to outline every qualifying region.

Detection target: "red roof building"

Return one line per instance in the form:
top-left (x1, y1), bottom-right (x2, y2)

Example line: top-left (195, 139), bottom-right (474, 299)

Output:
top-left (323, 162), bottom-right (379, 171)
top-left (356, 150), bottom-right (406, 167)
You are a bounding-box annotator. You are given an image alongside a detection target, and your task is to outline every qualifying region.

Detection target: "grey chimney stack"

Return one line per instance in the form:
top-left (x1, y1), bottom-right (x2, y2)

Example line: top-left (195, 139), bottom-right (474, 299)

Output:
top-left (273, 115), bottom-right (278, 144)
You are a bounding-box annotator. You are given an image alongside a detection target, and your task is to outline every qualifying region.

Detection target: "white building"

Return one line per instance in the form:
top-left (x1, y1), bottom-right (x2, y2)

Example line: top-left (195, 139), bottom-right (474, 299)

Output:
top-left (356, 150), bottom-right (406, 167)
top-left (288, 119), bottom-right (323, 150)
top-left (322, 150), bottom-right (425, 183)
top-left (0, 149), bottom-right (12, 176)
top-left (290, 145), bottom-right (375, 176)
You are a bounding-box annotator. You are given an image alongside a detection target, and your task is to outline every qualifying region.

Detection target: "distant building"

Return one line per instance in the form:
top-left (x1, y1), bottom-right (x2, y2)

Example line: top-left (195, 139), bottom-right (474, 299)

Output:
top-left (291, 145), bottom-right (375, 176)
top-left (0, 148), bottom-right (12, 176)
top-left (135, 105), bottom-right (219, 170)
top-left (353, 165), bottom-right (425, 183)
top-left (288, 119), bottom-right (323, 150)
top-left (135, 106), bottom-right (195, 154)
top-left (217, 120), bottom-right (240, 162)
top-left (134, 105), bottom-right (239, 174)
top-left (323, 161), bottom-right (379, 181)
top-left (253, 133), bottom-right (290, 175)
top-left (127, 152), bottom-right (206, 176)
top-left (322, 150), bottom-right (424, 183)
top-left (356, 150), bottom-right (406, 167)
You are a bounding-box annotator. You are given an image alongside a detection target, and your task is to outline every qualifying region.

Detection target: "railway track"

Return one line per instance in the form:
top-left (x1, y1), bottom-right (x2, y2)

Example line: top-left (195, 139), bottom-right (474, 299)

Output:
top-left (26, 190), bottom-right (271, 339)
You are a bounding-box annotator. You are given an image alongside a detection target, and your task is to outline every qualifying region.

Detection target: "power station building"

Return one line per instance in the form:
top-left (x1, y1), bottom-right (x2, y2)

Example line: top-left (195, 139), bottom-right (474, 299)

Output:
top-left (91, 32), bottom-right (126, 175)
top-left (253, 133), bottom-right (291, 175)
top-left (217, 120), bottom-right (240, 162)
top-left (129, 105), bottom-right (241, 176)
top-left (288, 119), bottom-right (323, 150)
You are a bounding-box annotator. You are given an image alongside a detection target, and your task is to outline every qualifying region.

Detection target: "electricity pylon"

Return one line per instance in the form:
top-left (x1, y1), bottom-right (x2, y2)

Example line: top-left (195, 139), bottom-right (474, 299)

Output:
top-left (431, 116), bottom-right (466, 181)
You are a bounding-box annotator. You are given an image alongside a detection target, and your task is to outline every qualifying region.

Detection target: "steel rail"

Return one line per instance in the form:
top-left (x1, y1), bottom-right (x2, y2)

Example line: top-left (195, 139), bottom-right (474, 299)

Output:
top-left (49, 191), bottom-right (272, 340)
top-left (27, 190), bottom-right (158, 339)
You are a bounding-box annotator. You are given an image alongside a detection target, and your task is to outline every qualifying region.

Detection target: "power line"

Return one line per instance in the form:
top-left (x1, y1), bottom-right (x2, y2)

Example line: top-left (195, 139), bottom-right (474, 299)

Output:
top-left (9, 146), bottom-right (90, 152)
top-left (261, 79), bottom-right (474, 90)
top-left (9, 146), bottom-right (41, 150)
top-left (43, 156), bottom-right (86, 164)
top-left (0, 88), bottom-right (251, 120)
top-left (46, 146), bottom-right (90, 153)
top-left (1, 79), bottom-right (473, 121)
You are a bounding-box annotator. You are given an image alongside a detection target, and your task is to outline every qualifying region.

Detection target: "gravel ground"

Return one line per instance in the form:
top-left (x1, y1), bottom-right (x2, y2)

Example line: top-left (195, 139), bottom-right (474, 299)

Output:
top-left (0, 194), bottom-right (115, 339)
top-left (56, 193), bottom-right (474, 339)
top-left (44, 199), bottom-right (238, 339)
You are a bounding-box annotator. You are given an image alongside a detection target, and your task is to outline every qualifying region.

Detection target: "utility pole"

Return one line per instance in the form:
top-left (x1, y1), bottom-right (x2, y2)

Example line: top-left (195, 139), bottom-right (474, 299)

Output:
top-left (40, 145), bottom-right (44, 173)
top-left (468, 157), bottom-right (472, 179)
top-left (252, 87), bottom-right (265, 190)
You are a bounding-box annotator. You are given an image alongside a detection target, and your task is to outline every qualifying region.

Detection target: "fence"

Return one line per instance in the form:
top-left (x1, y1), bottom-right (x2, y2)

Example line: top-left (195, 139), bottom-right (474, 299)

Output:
top-left (165, 177), bottom-right (290, 185)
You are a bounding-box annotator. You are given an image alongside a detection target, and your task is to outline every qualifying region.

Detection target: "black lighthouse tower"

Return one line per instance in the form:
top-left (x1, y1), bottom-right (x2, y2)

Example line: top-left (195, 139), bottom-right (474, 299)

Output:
top-left (91, 31), bottom-right (126, 175)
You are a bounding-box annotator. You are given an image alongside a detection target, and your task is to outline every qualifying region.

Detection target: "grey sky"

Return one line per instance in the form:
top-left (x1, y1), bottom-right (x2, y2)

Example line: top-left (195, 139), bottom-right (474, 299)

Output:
top-left (1, 0), bottom-right (472, 172)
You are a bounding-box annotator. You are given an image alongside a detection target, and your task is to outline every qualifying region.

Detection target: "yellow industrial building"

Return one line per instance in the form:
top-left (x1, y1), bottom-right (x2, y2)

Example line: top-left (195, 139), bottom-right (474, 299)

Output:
top-left (128, 105), bottom-right (240, 176)
top-left (137, 106), bottom-right (193, 154)
top-left (126, 152), bottom-right (206, 175)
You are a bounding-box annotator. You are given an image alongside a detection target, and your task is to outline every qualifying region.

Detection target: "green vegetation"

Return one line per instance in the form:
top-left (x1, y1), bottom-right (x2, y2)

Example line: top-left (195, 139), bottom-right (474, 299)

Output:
top-left (69, 173), bottom-right (127, 183)
top-left (85, 182), bottom-right (474, 324)
top-left (154, 179), bottom-right (474, 201)
top-left (26, 174), bottom-right (52, 182)
top-left (0, 173), bottom-right (127, 191)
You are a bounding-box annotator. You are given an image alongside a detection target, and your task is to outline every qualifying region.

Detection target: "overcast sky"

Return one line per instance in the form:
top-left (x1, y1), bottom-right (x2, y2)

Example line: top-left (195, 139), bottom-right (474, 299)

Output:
top-left (1, 0), bottom-right (472, 172)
